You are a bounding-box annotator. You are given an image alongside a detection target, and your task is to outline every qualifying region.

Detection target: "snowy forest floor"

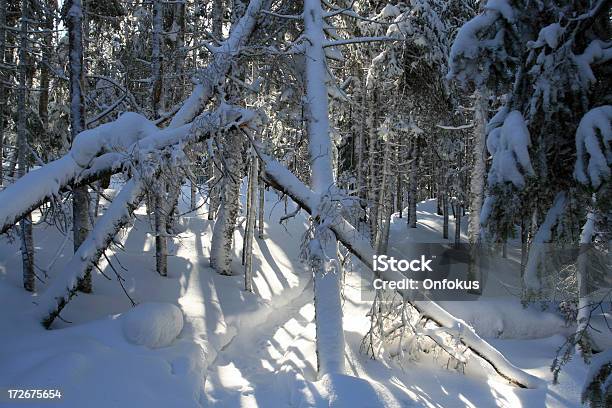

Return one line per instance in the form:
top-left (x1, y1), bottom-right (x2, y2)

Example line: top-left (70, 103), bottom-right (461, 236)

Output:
top-left (0, 179), bottom-right (596, 407)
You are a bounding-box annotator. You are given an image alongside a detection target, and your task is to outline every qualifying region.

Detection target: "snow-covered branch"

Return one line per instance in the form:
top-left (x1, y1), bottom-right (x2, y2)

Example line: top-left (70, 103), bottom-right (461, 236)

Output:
top-left (0, 105), bottom-right (256, 234)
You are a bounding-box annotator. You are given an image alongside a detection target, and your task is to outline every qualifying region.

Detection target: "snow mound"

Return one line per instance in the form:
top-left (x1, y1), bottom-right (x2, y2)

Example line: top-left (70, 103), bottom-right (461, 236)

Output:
top-left (122, 303), bottom-right (183, 348)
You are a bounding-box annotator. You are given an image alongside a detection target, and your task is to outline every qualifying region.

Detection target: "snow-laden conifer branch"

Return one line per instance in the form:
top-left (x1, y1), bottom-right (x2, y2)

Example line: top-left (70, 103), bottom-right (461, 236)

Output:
top-left (258, 150), bottom-right (542, 389)
top-left (574, 105), bottom-right (612, 189)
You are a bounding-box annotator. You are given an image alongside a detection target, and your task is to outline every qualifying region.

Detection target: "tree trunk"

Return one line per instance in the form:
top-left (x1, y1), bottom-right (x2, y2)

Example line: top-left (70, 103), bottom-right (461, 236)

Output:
top-left (408, 143), bottom-right (418, 228)
top-left (153, 173), bottom-right (169, 277)
top-left (454, 203), bottom-right (461, 248)
top-left (190, 177), bottom-right (197, 211)
top-left (18, 0), bottom-right (34, 292)
top-left (244, 152), bottom-right (258, 292)
top-left (210, 132), bottom-right (242, 275)
top-left (468, 88), bottom-right (487, 244)
top-left (207, 160), bottom-right (218, 220)
top-left (396, 172), bottom-right (402, 218)
top-left (39, 1), bottom-right (53, 160)
top-left (172, 0), bottom-right (186, 105)
top-left (520, 219), bottom-right (528, 277)
top-left (151, 0), bottom-right (163, 118)
top-left (303, 0), bottom-right (345, 376)
top-left (257, 163), bottom-right (265, 238)
top-left (367, 89), bottom-right (379, 244)
top-left (375, 136), bottom-right (392, 254)
top-left (356, 74), bottom-right (366, 212)
top-left (443, 193), bottom-right (449, 239)
top-left (66, 0), bottom-right (92, 292)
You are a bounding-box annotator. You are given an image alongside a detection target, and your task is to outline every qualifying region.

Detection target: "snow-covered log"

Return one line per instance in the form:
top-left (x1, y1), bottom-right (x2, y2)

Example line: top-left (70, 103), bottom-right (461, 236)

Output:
top-left (0, 105), bottom-right (255, 234)
top-left (37, 179), bottom-right (145, 328)
top-left (259, 151), bottom-right (543, 389)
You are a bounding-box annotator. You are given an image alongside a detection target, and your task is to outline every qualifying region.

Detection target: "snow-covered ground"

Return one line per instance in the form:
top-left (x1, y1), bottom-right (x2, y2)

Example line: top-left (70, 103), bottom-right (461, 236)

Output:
top-left (0, 182), bottom-right (589, 407)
